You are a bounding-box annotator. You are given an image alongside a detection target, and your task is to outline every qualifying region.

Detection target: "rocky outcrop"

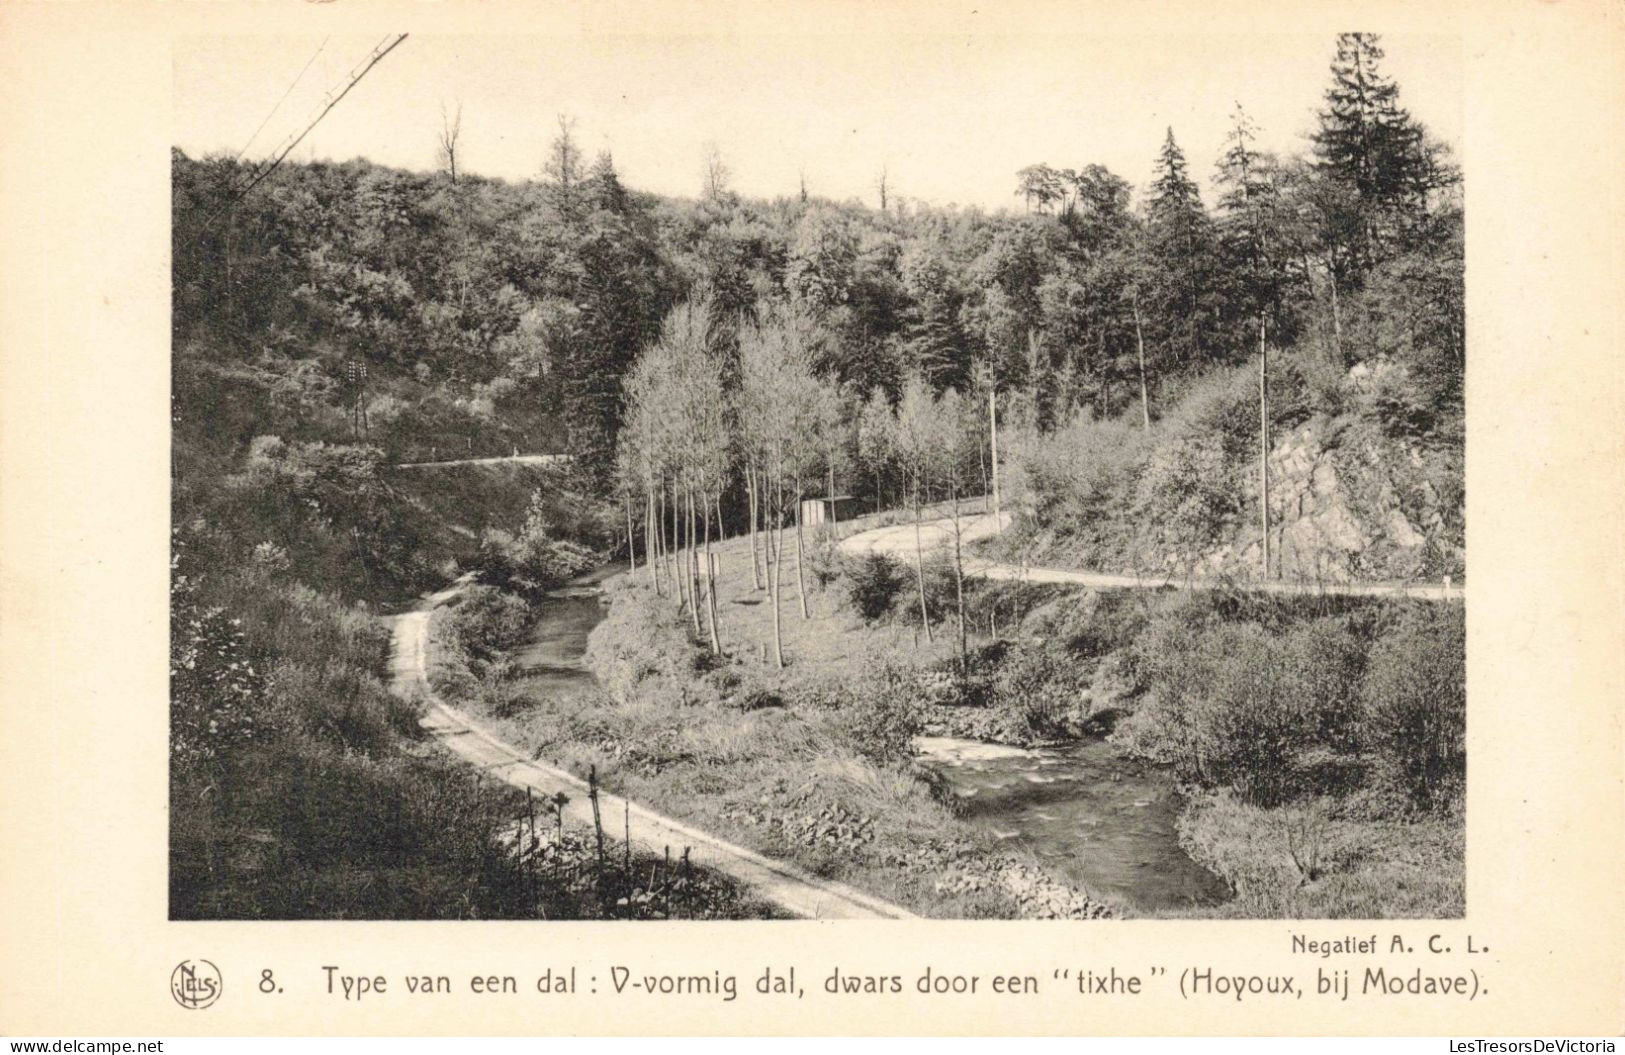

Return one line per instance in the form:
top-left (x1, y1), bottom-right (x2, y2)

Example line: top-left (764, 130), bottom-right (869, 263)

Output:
top-left (1132, 414), bottom-right (1463, 584)
top-left (1256, 417), bottom-right (1462, 583)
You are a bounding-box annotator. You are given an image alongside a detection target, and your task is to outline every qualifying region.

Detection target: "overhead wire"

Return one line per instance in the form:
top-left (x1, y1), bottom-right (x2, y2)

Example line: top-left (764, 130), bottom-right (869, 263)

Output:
top-left (233, 36), bottom-right (330, 164)
top-left (201, 33), bottom-right (409, 230)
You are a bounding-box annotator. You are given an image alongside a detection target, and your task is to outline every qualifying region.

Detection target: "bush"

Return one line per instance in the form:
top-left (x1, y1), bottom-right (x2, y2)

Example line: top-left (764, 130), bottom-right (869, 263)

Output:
top-left (806, 540), bottom-right (843, 591)
top-left (469, 526), bottom-right (597, 600)
top-left (265, 659), bottom-right (413, 757)
top-left (985, 643), bottom-right (1085, 740)
top-left (1115, 591), bottom-right (1463, 813)
top-left (448, 585), bottom-right (532, 661)
top-left (1183, 622), bottom-right (1312, 806)
top-left (841, 551), bottom-right (906, 622)
top-left (833, 665), bottom-right (924, 766)
top-left (1361, 607), bottom-right (1465, 812)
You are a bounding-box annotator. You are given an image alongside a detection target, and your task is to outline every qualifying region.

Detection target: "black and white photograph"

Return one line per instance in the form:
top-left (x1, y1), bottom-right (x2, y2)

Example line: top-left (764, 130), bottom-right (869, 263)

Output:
top-left (169, 29), bottom-right (1467, 923)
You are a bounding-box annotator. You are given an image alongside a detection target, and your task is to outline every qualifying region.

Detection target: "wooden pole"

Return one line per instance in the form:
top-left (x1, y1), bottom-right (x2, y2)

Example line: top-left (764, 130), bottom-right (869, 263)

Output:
top-left (1259, 314), bottom-right (1271, 580)
top-left (1132, 296), bottom-right (1151, 429)
top-left (588, 765), bottom-right (606, 877)
top-left (988, 378), bottom-right (1001, 523)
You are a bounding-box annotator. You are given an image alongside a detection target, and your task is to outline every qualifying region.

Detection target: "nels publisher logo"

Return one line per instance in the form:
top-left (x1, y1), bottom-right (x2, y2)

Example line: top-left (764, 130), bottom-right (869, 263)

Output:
top-left (171, 959), bottom-right (222, 1010)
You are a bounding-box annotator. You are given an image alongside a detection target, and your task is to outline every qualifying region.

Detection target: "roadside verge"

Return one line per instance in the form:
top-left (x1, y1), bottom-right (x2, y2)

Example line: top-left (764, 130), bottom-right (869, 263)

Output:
top-left (387, 584), bottom-right (918, 921)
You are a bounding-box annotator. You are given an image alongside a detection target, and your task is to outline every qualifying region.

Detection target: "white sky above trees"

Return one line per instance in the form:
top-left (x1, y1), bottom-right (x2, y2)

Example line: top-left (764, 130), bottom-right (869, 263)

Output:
top-left (173, 32), bottom-right (1461, 211)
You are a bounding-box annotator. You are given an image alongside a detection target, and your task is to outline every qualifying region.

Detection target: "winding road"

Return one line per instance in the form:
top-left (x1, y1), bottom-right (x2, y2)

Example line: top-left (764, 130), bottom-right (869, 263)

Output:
top-left (387, 583), bottom-right (917, 921)
top-left (839, 510), bottom-right (1465, 602)
top-left (388, 508), bottom-right (1458, 917)
top-left (392, 453), bottom-right (571, 470)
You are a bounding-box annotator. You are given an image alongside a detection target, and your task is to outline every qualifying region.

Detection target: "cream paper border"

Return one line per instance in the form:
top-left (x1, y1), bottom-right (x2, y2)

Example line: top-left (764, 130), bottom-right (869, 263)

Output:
top-left (1, 0), bottom-right (1621, 1037)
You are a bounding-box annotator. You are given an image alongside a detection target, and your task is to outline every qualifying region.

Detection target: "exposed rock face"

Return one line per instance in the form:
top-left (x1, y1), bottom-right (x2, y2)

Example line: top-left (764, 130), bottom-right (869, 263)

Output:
top-left (1133, 415), bottom-right (1463, 584)
top-left (1262, 418), bottom-right (1462, 583)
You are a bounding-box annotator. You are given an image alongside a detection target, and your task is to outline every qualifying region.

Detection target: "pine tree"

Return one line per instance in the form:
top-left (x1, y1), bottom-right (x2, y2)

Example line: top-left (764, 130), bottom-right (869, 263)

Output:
top-left (587, 151), bottom-right (628, 214)
top-left (1144, 127), bottom-right (1223, 368)
top-left (1311, 33), bottom-right (1430, 273)
top-left (1216, 104), bottom-right (1293, 338)
top-left (543, 114), bottom-right (585, 215)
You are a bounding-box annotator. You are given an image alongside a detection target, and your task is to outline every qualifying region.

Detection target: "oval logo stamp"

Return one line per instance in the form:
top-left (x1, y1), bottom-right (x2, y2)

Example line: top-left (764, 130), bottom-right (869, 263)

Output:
top-left (170, 959), bottom-right (222, 1010)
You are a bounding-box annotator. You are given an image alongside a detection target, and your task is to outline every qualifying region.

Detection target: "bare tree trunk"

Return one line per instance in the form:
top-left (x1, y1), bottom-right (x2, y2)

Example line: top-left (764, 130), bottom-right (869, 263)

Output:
top-left (978, 429), bottom-right (988, 500)
top-left (663, 485), bottom-right (676, 600)
top-left (655, 487), bottom-right (666, 593)
top-left (1259, 314), bottom-right (1271, 580)
top-left (951, 486), bottom-right (966, 662)
top-left (687, 489), bottom-right (702, 636)
top-left (793, 478), bottom-right (810, 620)
top-left (770, 476), bottom-right (786, 668)
top-left (1132, 298), bottom-right (1151, 429)
top-left (647, 489), bottom-right (661, 593)
top-left (702, 492), bottom-right (721, 653)
top-left (988, 382), bottom-right (1001, 520)
top-left (713, 491), bottom-right (725, 581)
top-left (912, 480), bottom-right (933, 644)
top-left (826, 459), bottom-right (839, 541)
top-left (672, 481), bottom-right (688, 614)
top-left (624, 496), bottom-right (637, 574)
top-left (747, 462), bottom-right (763, 590)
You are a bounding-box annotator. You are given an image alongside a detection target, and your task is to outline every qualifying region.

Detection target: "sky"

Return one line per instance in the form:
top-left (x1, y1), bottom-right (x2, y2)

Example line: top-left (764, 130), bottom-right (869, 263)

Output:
top-left (173, 31), bottom-right (1461, 212)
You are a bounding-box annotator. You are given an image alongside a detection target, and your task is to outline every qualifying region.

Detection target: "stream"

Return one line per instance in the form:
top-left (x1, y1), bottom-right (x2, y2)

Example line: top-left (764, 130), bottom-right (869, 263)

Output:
top-left (508, 563), bottom-right (625, 695)
top-left (515, 566), bottom-right (1229, 914)
top-left (915, 736), bottom-right (1230, 912)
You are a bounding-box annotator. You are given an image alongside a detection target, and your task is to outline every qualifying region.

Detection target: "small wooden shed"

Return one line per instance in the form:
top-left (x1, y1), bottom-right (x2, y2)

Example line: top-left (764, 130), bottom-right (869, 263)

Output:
top-left (797, 495), bottom-right (865, 528)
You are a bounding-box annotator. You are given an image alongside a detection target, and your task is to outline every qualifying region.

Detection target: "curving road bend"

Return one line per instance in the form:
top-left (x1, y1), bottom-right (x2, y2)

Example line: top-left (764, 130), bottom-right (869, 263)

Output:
top-left (839, 510), bottom-right (1465, 602)
top-left (388, 583), bottom-right (917, 920)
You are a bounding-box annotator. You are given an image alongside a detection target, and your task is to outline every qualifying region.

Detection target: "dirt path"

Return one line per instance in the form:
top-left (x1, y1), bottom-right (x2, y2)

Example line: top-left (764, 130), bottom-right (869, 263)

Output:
top-left (387, 585), bottom-right (917, 920)
top-left (392, 453), bottom-right (571, 470)
top-left (839, 511), bottom-right (1465, 602)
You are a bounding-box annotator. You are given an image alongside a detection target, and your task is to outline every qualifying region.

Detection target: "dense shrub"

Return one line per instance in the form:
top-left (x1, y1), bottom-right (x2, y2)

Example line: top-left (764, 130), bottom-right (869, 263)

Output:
top-left (1009, 412), bottom-right (1150, 541)
top-left (841, 551), bottom-right (907, 621)
top-left (1113, 592), bottom-right (1463, 813)
top-left (984, 643), bottom-right (1085, 739)
top-left (171, 739), bottom-right (533, 920)
top-left (469, 526), bottom-right (597, 600)
top-left (1361, 607), bottom-right (1465, 811)
top-left (832, 666), bottom-right (924, 766)
top-left (884, 550), bottom-right (963, 630)
top-left (213, 436), bottom-right (433, 599)
top-left (170, 546), bottom-right (265, 773)
top-left (169, 528), bottom-right (541, 920)
top-left (806, 540), bottom-right (843, 591)
top-left (447, 585), bottom-right (533, 661)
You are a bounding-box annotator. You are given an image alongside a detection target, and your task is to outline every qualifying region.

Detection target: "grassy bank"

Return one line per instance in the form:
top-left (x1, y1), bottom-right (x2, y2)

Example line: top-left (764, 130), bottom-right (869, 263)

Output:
top-left (429, 508), bottom-right (1464, 920)
top-left (426, 525), bottom-right (1116, 919)
top-left (1169, 791), bottom-right (1464, 918)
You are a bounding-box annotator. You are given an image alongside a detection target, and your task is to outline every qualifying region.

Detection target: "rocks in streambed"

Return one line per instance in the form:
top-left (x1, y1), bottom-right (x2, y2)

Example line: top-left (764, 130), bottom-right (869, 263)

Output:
top-left (721, 800), bottom-right (878, 850)
top-left (934, 855), bottom-right (1112, 920)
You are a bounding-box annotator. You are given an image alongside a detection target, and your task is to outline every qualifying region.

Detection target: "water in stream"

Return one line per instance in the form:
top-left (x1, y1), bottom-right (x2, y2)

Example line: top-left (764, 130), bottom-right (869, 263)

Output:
top-left (508, 563), bottom-right (626, 696)
top-left (513, 567), bottom-right (1228, 914)
top-left (916, 736), bottom-right (1231, 913)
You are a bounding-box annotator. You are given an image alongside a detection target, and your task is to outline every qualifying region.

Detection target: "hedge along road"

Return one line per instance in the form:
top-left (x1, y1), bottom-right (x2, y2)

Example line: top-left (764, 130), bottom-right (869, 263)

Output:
top-left (387, 582), bottom-right (918, 921)
top-left (838, 510), bottom-right (1466, 603)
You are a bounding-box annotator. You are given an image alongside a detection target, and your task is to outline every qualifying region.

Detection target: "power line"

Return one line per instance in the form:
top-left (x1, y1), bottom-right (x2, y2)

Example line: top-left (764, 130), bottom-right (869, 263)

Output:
top-left (203, 33), bottom-right (409, 229)
top-left (233, 36), bottom-right (330, 164)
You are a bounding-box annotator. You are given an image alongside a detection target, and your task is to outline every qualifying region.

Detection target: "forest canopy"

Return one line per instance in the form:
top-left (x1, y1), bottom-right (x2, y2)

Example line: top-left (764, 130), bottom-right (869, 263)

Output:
top-left (173, 32), bottom-right (1461, 482)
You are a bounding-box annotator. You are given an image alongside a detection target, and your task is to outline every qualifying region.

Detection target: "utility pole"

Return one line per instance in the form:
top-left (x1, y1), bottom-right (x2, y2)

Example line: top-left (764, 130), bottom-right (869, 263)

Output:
top-left (344, 359), bottom-right (370, 439)
top-left (987, 365), bottom-right (1001, 524)
top-left (1132, 293), bottom-right (1151, 429)
top-left (1259, 314), bottom-right (1271, 580)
